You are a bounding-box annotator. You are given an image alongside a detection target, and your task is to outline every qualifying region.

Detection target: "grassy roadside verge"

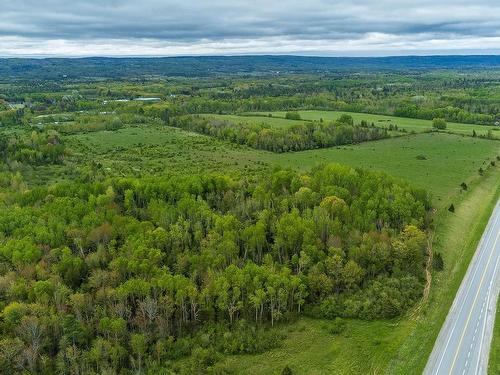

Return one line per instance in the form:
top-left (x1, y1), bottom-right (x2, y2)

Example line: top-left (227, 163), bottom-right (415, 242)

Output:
top-left (491, 301), bottom-right (500, 374)
top-left (388, 166), bottom-right (500, 374)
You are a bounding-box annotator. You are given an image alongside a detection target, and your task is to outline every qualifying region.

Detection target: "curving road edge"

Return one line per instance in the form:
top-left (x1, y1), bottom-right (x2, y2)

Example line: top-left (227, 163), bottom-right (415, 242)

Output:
top-left (425, 199), bottom-right (500, 375)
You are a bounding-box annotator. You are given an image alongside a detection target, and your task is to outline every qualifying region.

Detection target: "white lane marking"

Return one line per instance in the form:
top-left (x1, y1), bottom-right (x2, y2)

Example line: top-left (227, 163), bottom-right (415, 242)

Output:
top-left (434, 211), bottom-right (500, 373)
top-left (448, 229), bottom-right (500, 374)
top-left (474, 238), bottom-right (500, 375)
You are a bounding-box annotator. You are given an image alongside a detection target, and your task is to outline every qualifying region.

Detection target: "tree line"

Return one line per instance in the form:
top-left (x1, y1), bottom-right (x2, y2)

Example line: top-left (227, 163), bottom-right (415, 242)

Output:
top-left (171, 115), bottom-right (389, 152)
top-left (0, 129), bottom-right (65, 166)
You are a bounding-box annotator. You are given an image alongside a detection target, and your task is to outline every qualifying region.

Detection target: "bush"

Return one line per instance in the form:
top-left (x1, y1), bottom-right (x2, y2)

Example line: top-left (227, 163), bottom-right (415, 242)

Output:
top-left (432, 118), bottom-right (447, 130)
top-left (338, 114), bottom-right (354, 126)
top-left (282, 365), bottom-right (293, 375)
top-left (448, 204), bottom-right (455, 213)
top-left (284, 112), bottom-right (301, 120)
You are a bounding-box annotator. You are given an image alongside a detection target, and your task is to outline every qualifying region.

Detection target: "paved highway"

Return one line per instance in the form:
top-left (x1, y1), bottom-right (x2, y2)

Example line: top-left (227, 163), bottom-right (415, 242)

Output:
top-left (425, 199), bottom-right (500, 375)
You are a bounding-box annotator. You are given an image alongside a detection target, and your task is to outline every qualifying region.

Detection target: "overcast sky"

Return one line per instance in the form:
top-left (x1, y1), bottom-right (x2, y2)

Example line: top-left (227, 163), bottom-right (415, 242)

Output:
top-left (1, 0), bottom-right (499, 57)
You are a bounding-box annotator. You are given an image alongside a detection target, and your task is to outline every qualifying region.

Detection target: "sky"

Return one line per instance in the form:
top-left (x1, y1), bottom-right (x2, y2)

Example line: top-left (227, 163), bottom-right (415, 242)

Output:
top-left (0, 0), bottom-right (499, 57)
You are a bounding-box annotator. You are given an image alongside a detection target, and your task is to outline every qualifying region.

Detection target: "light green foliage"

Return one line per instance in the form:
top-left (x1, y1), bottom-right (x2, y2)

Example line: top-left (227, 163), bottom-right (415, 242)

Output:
top-left (0, 237), bottom-right (42, 265)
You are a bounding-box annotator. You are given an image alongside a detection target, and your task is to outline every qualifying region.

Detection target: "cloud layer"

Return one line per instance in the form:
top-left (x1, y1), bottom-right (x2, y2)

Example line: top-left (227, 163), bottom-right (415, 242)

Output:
top-left (1, 0), bottom-right (499, 56)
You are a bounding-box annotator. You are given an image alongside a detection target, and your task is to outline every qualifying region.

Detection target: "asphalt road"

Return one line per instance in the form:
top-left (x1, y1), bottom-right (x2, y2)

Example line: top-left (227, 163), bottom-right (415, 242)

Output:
top-left (425, 199), bottom-right (500, 375)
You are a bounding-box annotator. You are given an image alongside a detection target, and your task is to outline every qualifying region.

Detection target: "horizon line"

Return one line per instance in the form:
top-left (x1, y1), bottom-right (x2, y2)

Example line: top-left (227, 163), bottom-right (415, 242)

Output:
top-left (1, 53), bottom-right (500, 60)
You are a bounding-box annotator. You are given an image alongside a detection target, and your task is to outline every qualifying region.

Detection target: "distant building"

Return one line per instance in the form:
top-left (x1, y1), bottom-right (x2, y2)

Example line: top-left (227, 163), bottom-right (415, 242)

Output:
top-left (133, 97), bottom-right (161, 102)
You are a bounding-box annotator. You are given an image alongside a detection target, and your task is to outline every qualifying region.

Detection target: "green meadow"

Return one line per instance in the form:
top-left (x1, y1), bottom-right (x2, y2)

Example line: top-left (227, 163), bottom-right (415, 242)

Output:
top-left (251, 110), bottom-right (500, 137)
top-left (67, 126), bottom-right (499, 207)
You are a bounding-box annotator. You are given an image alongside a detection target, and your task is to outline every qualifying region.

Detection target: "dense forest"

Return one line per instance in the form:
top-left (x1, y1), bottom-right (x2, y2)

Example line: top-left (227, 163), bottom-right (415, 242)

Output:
top-left (171, 115), bottom-right (389, 152)
top-left (1, 55), bottom-right (499, 79)
top-left (0, 161), bottom-right (430, 373)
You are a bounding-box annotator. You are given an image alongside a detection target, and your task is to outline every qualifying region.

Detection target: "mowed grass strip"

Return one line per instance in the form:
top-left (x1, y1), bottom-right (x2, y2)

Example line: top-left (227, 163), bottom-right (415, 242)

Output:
top-left (253, 110), bottom-right (500, 137)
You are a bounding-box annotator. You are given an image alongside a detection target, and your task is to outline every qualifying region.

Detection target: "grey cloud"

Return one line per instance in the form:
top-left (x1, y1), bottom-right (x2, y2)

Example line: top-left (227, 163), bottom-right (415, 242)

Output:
top-left (0, 0), bottom-right (499, 55)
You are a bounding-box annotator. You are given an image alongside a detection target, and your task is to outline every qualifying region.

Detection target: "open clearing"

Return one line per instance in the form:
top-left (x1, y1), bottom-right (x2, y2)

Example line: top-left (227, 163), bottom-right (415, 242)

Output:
top-left (200, 113), bottom-right (310, 128)
top-left (253, 110), bottom-right (500, 137)
top-left (274, 133), bottom-right (499, 207)
top-left (67, 126), bottom-right (499, 207)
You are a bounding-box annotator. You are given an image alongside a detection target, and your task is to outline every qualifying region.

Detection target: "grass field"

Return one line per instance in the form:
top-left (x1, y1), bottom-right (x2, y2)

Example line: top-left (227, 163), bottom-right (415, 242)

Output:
top-left (219, 318), bottom-right (412, 374)
top-left (390, 164), bottom-right (500, 374)
top-left (65, 125), bottom-right (271, 178)
top-left (201, 113), bottom-right (310, 128)
top-left (275, 133), bottom-right (499, 207)
top-left (65, 126), bottom-right (499, 208)
top-left (251, 110), bottom-right (500, 137)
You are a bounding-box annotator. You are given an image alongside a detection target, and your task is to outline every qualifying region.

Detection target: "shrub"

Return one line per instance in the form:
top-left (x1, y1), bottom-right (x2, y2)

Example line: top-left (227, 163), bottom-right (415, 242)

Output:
top-left (432, 118), bottom-right (447, 130)
top-left (284, 112), bottom-right (301, 120)
top-left (448, 204), bottom-right (455, 213)
top-left (338, 114), bottom-right (354, 126)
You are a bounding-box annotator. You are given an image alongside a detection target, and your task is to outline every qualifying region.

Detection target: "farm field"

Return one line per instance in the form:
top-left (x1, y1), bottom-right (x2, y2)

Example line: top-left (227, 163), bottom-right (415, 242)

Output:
top-left (256, 110), bottom-right (500, 137)
top-left (64, 124), bottom-right (500, 374)
top-left (275, 133), bottom-right (499, 206)
top-left (66, 126), bottom-right (499, 206)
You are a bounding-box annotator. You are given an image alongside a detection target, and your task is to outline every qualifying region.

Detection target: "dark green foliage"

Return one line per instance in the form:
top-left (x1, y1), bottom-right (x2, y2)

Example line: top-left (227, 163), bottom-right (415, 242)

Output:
top-left (285, 111), bottom-right (301, 120)
top-left (172, 115), bottom-right (389, 152)
top-left (448, 204), bottom-right (455, 212)
top-left (433, 252), bottom-right (444, 271)
top-left (0, 109), bottom-right (25, 126)
top-left (282, 365), bottom-right (294, 375)
top-left (326, 317), bottom-right (346, 335)
top-left (460, 182), bottom-right (468, 191)
top-left (0, 130), bottom-right (65, 165)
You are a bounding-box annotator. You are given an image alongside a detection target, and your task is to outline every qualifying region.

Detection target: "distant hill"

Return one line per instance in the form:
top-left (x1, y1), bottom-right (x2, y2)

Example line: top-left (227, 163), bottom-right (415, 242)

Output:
top-left (0, 55), bottom-right (499, 80)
